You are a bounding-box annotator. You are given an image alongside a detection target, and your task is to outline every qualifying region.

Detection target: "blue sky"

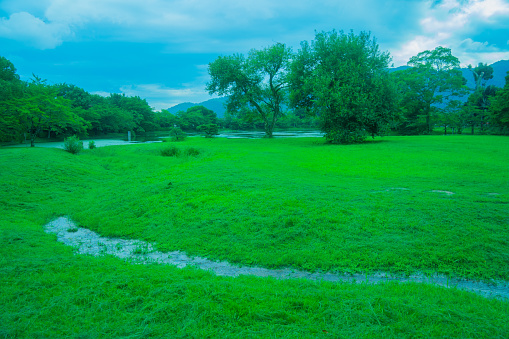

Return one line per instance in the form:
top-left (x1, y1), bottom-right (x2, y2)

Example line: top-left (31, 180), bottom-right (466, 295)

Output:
top-left (1, 0), bottom-right (508, 111)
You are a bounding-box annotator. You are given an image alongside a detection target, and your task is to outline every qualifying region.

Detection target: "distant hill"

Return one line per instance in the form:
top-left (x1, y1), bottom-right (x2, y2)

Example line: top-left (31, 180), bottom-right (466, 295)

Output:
top-left (485, 60), bottom-right (509, 88)
top-left (168, 97), bottom-right (228, 118)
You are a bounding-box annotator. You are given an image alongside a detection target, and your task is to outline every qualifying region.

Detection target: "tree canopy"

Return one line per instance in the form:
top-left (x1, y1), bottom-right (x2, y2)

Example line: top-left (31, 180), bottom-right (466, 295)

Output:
top-left (489, 72), bottom-right (509, 132)
top-left (393, 46), bottom-right (467, 135)
top-left (290, 30), bottom-right (397, 143)
top-left (207, 43), bottom-right (292, 138)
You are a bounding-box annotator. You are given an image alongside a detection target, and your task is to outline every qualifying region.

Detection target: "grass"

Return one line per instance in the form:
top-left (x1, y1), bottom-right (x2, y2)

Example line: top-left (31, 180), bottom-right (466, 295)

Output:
top-left (1, 135), bottom-right (509, 337)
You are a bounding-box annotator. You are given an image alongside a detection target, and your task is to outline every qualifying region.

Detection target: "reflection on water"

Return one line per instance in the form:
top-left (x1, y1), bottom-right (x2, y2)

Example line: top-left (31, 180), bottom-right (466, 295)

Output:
top-left (3, 130), bottom-right (323, 149)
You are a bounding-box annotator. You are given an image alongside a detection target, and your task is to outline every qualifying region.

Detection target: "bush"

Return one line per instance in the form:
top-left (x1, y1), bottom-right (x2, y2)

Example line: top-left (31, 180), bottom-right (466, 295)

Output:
top-left (169, 127), bottom-right (187, 141)
top-left (88, 141), bottom-right (96, 149)
top-left (63, 135), bottom-right (83, 154)
top-left (160, 146), bottom-right (181, 157)
top-left (197, 124), bottom-right (219, 138)
top-left (185, 147), bottom-right (200, 157)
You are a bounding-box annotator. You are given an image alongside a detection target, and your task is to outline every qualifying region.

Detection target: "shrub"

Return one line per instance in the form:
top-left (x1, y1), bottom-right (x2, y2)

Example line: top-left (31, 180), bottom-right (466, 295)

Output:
top-left (185, 147), bottom-right (200, 157)
top-left (88, 141), bottom-right (96, 149)
top-left (197, 124), bottom-right (219, 138)
top-left (63, 135), bottom-right (83, 154)
top-left (169, 127), bottom-right (187, 141)
top-left (160, 146), bottom-right (181, 157)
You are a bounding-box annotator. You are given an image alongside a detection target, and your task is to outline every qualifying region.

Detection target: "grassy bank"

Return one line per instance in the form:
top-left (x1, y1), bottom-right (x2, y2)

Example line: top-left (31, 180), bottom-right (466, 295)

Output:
top-left (1, 135), bottom-right (508, 337)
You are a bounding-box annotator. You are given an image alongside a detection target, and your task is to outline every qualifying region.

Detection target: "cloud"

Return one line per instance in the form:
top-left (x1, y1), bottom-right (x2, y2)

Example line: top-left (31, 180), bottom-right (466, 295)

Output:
top-left (390, 0), bottom-right (509, 65)
top-left (0, 11), bottom-right (71, 49)
top-left (0, 0), bottom-right (427, 53)
top-left (460, 38), bottom-right (496, 52)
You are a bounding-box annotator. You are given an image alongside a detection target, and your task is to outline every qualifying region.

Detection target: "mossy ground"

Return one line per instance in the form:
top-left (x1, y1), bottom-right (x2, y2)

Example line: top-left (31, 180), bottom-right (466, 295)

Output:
top-left (1, 135), bottom-right (508, 337)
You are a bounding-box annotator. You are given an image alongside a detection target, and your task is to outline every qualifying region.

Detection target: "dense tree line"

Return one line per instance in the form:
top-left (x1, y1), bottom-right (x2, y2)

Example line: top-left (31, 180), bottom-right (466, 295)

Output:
top-left (2, 30), bottom-right (509, 145)
top-left (0, 56), bottom-right (224, 144)
top-left (0, 56), bottom-right (164, 145)
top-left (208, 31), bottom-right (509, 142)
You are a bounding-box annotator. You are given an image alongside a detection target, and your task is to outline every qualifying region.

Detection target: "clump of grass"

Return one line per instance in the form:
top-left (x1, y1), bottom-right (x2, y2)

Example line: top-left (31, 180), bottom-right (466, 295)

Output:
top-left (160, 146), bottom-right (181, 157)
top-left (88, 141), bottom-right (96, 149)
top-left (184, 147), bottom-right (200, 157)
top-left (63, 135), bottom-right (83, 154)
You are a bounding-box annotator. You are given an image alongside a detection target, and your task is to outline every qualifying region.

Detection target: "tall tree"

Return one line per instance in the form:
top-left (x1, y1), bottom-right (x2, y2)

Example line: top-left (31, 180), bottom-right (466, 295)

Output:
top-left (489, 72), bottom-right (509, 133)
top-left (207, 43), bottom-right (292, 137)
top-left (0, 56), bottom-right (25, 141)
top-left (467, 63), bottom-right (495, 133)
top-left (394, 46), bottom-right (466, 134)
top-left (290, 30), bottom-right (397, 144)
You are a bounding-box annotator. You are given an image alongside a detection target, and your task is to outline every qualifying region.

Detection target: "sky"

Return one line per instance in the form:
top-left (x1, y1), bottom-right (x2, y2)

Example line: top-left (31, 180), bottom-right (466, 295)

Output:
top-left (1, 0), bottom-right (508, 111)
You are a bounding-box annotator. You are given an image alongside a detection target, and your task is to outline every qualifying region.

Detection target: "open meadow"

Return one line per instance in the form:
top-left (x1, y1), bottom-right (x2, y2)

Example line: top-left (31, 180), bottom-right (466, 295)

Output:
top-left (1, 135), bottom-right (509, 338)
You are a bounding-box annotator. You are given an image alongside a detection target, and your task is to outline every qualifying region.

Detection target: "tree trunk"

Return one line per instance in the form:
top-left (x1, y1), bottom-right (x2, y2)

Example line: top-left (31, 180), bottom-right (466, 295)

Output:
top-left (265, 123), bottom-right (274, 138)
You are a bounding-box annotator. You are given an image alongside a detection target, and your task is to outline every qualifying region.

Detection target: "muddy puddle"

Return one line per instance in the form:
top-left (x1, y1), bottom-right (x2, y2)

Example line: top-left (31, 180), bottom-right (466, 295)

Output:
top-left (45, 216), bottom-right (509, 300)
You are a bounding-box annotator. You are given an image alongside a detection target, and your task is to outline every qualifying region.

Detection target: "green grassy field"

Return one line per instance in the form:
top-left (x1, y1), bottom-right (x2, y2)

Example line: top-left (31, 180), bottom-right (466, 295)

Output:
top-left (1, 135), bottom-right (508, 337)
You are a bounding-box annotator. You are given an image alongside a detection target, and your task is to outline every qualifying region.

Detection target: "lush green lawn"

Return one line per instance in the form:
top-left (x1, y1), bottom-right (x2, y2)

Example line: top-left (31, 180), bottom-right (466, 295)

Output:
top-left (1, 135), bottom-right (508, 337)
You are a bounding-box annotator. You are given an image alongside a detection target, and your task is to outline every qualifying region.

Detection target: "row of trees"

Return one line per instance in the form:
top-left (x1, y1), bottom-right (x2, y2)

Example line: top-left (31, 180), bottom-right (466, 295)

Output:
top-left (2, 29), bottom-right (509, 145)
top-left (1, 56), bottom-right (227, 145)
top-left (0, 56), bottom-right (164, 146)
top-left (0, 55), bottom-right (315, 145)
top-left (207, 30), bottom-right (509, 142)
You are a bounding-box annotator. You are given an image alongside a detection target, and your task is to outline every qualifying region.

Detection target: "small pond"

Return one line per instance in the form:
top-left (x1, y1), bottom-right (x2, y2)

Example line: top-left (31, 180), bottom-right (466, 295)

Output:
top-left (3, 130), bottom-right (324, 149)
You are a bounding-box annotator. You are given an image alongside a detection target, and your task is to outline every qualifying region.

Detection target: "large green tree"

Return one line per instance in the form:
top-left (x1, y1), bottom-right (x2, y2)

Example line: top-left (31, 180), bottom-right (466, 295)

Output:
top-left (207, 43), bottom-right (292, 137)
top-left (290, 30), bottom-right (397, 144)
top-left (394, 46), bottom-right (466, 134)
top-left (176, 105), bottom-right (217, 132)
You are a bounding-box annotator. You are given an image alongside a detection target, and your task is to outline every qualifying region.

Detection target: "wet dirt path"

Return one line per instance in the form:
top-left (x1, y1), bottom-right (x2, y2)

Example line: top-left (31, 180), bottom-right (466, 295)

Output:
top-left (45, 216), bottom-right (509, 300)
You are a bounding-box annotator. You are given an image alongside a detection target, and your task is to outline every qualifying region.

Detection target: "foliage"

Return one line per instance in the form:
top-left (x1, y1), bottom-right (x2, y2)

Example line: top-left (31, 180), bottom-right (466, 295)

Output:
top-left (465, 63), bottom-right (496, 133)
top-left (207, 43), bottom-right (292, 137)
top-left (197, 123), bottom-right (219, 138)
top-left (63, 135), bottom-right (84, 154)
top-left (88, 140), bottom-right (96, 149)
top-left (107, 93), bottom-right (158, 133)
top-left (290, 30), bottom-right (397, 143)
top-left (0, 56), bottom-right (25, 141)
top-left (394, 46), bottom-right (467, 135)
top-left (489, 71), bottom-right (509, 133)
top-left (169, 127), bottom-right (187, 141)
top-left (465, 85), bottom-right (498, 134)
top-left (22, 77), bottom-right (88, 146)
top-left (154, 109), bottom-right (177, 128)
top-left (176, 105), bottom-right (217, 132)
top-left (0, 56), bottom-right (166, 142)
